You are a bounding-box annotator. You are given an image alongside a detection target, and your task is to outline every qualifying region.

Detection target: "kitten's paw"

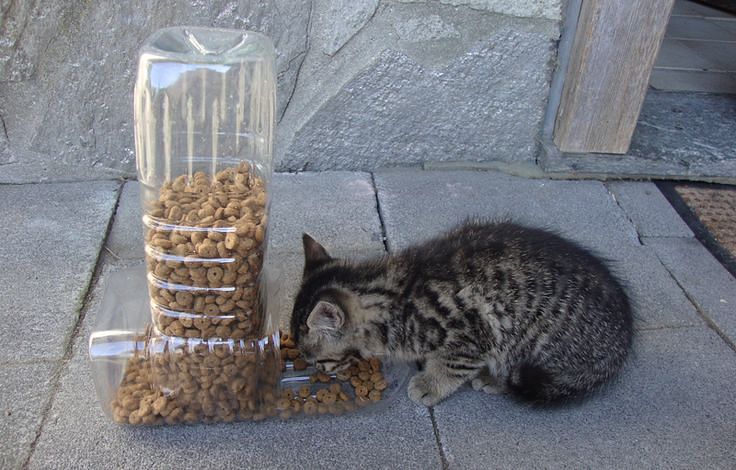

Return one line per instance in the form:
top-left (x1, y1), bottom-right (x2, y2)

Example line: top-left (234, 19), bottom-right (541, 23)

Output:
top-left (471, 376), bottom-right (506, 395)
top-left (408, 372), bottom-right (444, 406)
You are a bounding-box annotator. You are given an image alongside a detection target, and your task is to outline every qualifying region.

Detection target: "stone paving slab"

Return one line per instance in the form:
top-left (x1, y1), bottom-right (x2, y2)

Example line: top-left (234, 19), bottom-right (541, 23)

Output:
top-left (374, 169), bottom-right (639, 255)
top-left (613, 245), bottom-right (700, 329)
top-left (0, 181), bottom-right (119, 361)
top-left (269, 172), bottom-right (385, 255)
top-left (607, 181), bottom-right (694, 238)
top-left (30, 302), bottom-right (439, 469)
top-left (106, 181), bottom-right (143, 260)
top-left (645, 237), bottom-right (736, 343)
top-left (0, 362), bottom-right (57, 470)
top-left (433, 327), bottom-right (736, 469)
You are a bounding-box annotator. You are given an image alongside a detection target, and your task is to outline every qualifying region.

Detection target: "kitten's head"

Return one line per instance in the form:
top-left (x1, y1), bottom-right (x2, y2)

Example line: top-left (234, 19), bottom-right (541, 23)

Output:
top-left (289, 234), bottom-right (365, 373)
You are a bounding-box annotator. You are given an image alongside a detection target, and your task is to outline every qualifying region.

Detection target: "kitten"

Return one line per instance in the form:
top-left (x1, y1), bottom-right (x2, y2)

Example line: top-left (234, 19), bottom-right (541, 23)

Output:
top-left (289, 220), bottom-right (633, 406)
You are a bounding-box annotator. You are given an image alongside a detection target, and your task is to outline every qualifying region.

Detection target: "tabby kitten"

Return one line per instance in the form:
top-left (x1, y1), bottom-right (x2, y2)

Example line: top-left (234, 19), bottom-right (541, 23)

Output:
top-left (290, 220), bottom-right (633, 406)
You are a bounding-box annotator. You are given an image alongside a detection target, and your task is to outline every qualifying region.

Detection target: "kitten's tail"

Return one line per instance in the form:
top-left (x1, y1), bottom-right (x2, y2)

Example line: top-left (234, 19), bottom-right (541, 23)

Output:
top-left (507, 363), bottom-right (576, 404)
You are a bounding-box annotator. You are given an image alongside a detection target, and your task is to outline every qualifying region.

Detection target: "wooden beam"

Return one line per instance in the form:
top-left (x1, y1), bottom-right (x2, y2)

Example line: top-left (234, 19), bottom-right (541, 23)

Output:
top-left (553, 0), bottom-right (674, 154)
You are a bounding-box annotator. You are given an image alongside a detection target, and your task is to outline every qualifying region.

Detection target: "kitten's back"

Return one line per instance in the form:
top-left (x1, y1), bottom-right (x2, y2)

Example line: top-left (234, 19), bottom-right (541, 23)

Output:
top-left (403, 220), bottom-right (633, 402)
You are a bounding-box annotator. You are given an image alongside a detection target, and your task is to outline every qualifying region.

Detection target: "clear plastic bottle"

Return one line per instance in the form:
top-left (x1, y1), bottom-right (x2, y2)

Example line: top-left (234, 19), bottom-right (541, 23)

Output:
top-left (135, 27), bottom-right (275, 341)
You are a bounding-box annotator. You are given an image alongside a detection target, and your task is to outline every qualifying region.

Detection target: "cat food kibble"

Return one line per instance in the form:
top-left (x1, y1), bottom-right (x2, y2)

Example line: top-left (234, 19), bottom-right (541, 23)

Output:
top-left (144, 162), bottom-right (268, 340)
top-left (111, 328), bottom-right (390, 423)
top-left (110, 337), bottom-right (281, 425)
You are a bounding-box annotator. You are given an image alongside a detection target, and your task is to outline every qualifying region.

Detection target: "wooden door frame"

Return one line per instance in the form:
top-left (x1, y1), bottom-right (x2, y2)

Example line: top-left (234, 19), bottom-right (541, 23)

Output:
top-left (551, 0), bottom-right (675, 155)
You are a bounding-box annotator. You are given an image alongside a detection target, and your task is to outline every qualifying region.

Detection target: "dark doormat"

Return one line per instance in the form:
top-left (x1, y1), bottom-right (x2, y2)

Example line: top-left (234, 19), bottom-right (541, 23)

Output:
top-left (696, 0), bottom-right (736, 14)
top-left (658, 182), bottom-right (736, 278)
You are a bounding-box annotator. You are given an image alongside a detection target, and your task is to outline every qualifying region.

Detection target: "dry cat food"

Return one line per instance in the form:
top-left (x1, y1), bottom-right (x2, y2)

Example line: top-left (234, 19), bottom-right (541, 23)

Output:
top-left (144, 161), bottom-right (268, 340)
top-left (110, 331), bottom-right (389, 424)
top-left (111, 335), bottom-right (280, 425)
top-left (276, 332), bottom-right (387, 420)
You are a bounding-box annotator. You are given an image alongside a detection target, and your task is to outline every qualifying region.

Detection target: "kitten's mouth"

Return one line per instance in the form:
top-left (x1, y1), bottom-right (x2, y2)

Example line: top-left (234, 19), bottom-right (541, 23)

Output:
top-left (315, 359), bottom-right (352, 374)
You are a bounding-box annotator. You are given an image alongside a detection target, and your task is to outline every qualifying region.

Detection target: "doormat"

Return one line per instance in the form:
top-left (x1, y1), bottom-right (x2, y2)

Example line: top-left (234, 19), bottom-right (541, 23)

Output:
top-left (658, 182), bottom-right (736, 278)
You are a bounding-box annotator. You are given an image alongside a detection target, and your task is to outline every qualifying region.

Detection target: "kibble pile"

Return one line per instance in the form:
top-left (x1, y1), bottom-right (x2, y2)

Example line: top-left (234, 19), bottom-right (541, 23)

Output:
top-left (111, 333), bottom-right (280, 424)
top-left (276, 333), bottom-right (387, 420)
top-left (110, 331), bottom-right (388, 424)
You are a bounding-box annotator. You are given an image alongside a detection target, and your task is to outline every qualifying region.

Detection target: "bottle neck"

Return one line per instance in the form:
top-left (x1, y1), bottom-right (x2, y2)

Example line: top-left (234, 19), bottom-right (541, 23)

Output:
top-left (89, 328), bottom-right (149, 361)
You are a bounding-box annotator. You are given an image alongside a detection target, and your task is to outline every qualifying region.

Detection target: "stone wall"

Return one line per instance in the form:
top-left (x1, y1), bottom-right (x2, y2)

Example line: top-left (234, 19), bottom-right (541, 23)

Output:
top-left (0, 0), bottom-right (561, 182)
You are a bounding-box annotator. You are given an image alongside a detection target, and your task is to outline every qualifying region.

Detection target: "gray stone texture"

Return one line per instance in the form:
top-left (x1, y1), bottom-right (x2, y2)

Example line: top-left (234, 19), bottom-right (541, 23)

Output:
top-left (0, 362), bottom-right (56, 469)
top-left (433, 327), bottom-right (736, 468)
top-left (374, 169), bottom-right (639, 254)
top-left (0, 0), bottom-right (311, 183)
top-left (0, 181), bottom-right (119, 361)
top-left (542, 91), bottom-right (736, 183)
top-left (106, 181), bottom-right (144, 260)
top-left (396, 0), bottom-right (562, 20)
top-left (393, 14), bottom-right (461, 41)
top-left (269, 171), bottom-right (385, 254)
top-left (607, 181), bottom-right (694, 238)
top-left (315, 0), bottom-right (380, 56)
top-left (614, 245), bottom-right (700, 330)
top-left (645, 237), bottom-right (736, 344)
top-left (629, 91), bottom-right (736, 173)
top-left (2, 0), bottom-right (560, 182)
top-left (278, 4), bottom-right (559, 171)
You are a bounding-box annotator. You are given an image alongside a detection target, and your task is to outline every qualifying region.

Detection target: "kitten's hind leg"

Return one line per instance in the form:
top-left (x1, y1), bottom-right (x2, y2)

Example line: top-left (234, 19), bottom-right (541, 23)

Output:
top-left (470, 368), bottom-right (507, 395)
top-left (408, 355), bottom-right (484, 406)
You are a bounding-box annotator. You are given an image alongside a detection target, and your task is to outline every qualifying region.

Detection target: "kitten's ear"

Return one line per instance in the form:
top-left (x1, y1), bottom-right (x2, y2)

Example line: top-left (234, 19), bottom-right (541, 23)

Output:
top-left (306, 301), bottom-right (345, 332)
top-left (302, 233), bottom-right (332, 270)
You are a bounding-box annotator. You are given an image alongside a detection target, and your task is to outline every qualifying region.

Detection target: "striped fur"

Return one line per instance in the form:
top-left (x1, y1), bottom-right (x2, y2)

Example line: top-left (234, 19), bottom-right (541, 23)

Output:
top-left (290, 220), bottom-right (633, 406)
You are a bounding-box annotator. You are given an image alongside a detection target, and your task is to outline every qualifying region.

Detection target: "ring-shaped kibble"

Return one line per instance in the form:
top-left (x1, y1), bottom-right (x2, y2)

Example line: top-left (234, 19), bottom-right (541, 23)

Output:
top-left (207, 266), bottom-right (224, 283)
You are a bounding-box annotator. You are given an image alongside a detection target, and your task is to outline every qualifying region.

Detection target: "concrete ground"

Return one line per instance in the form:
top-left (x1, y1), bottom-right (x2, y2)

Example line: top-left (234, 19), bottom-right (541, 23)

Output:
top-left (1, 169), bottom-right (735, 469)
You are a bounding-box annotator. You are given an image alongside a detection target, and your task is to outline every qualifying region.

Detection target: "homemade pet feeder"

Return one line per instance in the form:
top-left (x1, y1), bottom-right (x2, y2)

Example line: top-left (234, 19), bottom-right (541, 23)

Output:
top-left (89, 27), bottom-right (406, 424)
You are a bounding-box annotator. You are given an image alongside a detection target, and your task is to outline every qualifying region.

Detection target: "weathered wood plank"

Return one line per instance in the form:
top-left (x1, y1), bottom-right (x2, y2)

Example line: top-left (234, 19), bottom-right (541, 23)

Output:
top-left (554, 0), bottom-right (675, 154)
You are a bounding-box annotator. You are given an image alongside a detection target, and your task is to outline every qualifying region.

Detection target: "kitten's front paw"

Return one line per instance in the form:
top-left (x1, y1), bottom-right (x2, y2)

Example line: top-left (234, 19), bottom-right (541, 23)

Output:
top-left (408, 372), bottom-right (444, 406)
top-left (471, 375), bottom-right (506, 395)
top-left (470, 377), bottom-right (506, 395)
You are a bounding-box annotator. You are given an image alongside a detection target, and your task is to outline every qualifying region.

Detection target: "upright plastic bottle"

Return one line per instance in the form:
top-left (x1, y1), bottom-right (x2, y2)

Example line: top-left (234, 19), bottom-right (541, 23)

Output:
top-left (90, 27), bottom-right (282, 424)
top-left (135, 27), bottom-right (276, 341)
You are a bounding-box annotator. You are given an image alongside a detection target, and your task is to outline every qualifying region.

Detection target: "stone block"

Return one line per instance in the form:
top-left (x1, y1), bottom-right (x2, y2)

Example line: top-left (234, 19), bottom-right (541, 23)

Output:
top-left (646, 237), bottom-right (736, 343)
top-left (106, 181), bottom-right (144, 260)
top-left (0, 181), bottom-right (119, 360)
top-left (607, 182), bottom-right (693, 238)
top-left (374, 169), bottom-right (639, 254)
top-left (0, 362), bottom-right (57, 469)
top-left (0, 1), bottom-right (310, 183)
top-left (269, 172), bottom-right (385, 254)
